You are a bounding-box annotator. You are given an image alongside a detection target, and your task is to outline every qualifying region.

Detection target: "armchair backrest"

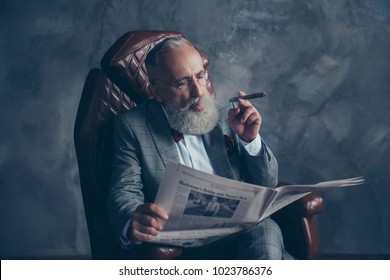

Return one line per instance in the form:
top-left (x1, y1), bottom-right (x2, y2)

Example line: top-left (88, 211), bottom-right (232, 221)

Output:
top-left (101, 30), bottom-right (212, 104)
top-left (74, 30), bottom-right (212, 259)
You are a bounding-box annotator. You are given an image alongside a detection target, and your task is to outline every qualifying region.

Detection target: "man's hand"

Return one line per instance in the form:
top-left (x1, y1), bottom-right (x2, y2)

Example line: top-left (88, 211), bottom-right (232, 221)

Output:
top-left (128, 203), bottom-right (169, 245)
top-left (228, 91), bottom-right (262, 142)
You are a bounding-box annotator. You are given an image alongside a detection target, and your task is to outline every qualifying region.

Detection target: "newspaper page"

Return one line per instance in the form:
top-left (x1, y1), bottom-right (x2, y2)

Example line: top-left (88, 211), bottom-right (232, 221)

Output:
top-left (149, 161), bottom-right (364, 247)
top-left (261, 177), bottom-right (365, 218)
top-left (150, 161), bottom-right (276, 247)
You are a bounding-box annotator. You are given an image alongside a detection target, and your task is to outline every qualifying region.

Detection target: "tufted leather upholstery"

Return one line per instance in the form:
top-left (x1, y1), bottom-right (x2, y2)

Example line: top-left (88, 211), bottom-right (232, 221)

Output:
top-left (100, 30), bottom-right (212, 104)
top-left (74, 30), bottom-right (324, 260)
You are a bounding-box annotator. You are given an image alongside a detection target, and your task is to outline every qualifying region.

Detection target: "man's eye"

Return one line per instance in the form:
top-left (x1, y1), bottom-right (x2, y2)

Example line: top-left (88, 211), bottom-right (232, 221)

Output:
top-left (176, 80), bottom-right (189, 87)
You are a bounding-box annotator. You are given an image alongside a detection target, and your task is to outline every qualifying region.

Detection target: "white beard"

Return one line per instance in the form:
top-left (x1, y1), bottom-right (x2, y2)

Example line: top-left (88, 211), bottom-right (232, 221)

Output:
top-left (163, 92), bottom-right (219, 135)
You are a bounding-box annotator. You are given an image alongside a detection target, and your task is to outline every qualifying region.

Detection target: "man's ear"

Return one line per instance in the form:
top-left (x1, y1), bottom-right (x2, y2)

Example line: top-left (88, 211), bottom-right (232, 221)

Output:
top-left (148, 84), bottom-right (163, 102)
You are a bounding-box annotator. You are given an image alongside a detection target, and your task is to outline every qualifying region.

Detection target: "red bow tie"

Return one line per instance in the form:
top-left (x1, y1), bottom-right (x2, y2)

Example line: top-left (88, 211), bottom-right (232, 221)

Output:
top-left (171, 129), bottom-right (183, 143)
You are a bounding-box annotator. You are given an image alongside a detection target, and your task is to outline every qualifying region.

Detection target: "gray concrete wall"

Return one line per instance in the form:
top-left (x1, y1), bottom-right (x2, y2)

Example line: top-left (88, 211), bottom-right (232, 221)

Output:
top-left (1, 0), bottom-right (389, 257)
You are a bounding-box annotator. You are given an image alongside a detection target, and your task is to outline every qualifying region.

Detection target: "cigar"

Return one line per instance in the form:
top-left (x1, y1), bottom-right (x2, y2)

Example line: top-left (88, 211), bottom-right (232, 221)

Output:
top-left (228, 92), bottom-right (267, 103)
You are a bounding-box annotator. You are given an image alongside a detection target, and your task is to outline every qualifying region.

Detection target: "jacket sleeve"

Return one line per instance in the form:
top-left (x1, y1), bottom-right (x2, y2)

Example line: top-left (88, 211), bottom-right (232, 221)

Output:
top-left (106, 114), bottom-right (144, 246)
top-left (241, 138), bottom-right (279, 188)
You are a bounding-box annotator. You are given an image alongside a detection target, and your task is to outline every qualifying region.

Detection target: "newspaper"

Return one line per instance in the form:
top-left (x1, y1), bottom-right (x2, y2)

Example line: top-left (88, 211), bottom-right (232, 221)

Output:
top-left (149, 161), bottom-right (364, 248)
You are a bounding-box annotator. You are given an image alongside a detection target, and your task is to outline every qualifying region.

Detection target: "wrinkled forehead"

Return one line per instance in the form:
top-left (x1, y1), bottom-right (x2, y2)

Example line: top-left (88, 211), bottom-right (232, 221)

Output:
top-left (154, 45), bottom-right (205, 80)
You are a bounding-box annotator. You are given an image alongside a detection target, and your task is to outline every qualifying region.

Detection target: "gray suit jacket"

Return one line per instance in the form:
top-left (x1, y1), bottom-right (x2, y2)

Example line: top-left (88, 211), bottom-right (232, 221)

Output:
top-left (107, 98), bottom-right (278, 241)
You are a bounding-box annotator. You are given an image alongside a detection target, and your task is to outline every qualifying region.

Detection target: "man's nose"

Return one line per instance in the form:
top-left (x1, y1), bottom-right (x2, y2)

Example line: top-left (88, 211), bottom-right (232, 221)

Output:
top-left (190, 79), bottom-right (205, 98)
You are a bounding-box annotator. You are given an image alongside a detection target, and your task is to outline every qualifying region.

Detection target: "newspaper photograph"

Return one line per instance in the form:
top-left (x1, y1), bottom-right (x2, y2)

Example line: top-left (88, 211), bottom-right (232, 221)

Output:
top-left (149, 161), bottom-right (364, 247)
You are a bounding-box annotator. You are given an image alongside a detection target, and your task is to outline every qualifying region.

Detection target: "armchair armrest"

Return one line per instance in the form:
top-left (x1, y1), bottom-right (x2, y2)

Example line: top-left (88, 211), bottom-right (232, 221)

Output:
top-left (271, 191), bottom-right (324, 259)
top-left (283, 192), bottom-right (324, 217)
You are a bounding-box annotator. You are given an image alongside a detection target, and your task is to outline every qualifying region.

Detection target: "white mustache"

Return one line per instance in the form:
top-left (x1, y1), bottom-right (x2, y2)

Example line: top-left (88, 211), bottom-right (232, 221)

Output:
top-left (181, 97), bottom-right (202, 111)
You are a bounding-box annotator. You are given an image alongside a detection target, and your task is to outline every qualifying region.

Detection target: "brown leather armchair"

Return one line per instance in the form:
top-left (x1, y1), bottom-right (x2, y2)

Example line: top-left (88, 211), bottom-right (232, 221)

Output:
top-left (74, 30), bottom-right (324, 260)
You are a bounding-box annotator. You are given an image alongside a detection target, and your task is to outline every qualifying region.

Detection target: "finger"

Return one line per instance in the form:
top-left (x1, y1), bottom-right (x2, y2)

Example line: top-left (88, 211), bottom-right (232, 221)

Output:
top-left (132, 212), bottom-right (164, 230)
top-left (149, 203), bottom-right (169, 220)
top-left (136, 203), bottom-right (169, 220)
top-left (129, 229), bottom-right (154, 244)
top-left (132, 205), bottom-right (166, 230)
top-left (128, 219), bottom-right (161, 244)
top-left (238, 90), bottom-right (247, 97)
top-left (246, 112), bottom-right (262, 126)
top-left (132, 219), bottom-right (161, 235)
top-left (237, 97), bottom-right (254, 108)
top-left (228, 107), bottom-right (241, 122)
top-left (237, 91), bottom-right (254, 107)
top-left (231, 90), bottom-right (246, 99)
top-left (239, 106), bottom-right (258, 124)
top-left (229, 91), bottom-right (249, 121)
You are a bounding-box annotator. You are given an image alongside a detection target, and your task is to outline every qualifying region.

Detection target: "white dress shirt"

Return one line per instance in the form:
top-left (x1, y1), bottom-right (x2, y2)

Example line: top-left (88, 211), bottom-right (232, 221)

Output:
top-left (176, 133), bottom-right (262, 174)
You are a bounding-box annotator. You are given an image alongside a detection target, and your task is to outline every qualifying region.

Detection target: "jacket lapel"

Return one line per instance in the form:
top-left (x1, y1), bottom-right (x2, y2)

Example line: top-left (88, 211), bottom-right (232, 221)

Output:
top-left (202, 125), bottom-right (235, 179)
top-left (146, 100), bottom-right (180, 166)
